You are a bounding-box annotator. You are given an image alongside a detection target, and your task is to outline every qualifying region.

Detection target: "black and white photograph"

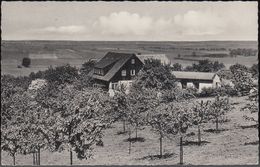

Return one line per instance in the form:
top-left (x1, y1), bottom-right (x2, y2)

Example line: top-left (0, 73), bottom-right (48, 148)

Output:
top-left (1, 1), bottom-right (259, 166)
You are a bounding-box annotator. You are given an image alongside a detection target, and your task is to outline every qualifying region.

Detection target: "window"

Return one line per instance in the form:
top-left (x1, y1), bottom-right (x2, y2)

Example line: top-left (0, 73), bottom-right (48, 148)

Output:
top-left (94, 68), bottom-right (104, 75)
top-left (131, 59), bottom-right (135, 64)
top-left (130, 69), bottom-right (135, 76)
top-left (121, 70), bottom-right (126, 76)
top-left (111, 83), bottom-right (118, 90)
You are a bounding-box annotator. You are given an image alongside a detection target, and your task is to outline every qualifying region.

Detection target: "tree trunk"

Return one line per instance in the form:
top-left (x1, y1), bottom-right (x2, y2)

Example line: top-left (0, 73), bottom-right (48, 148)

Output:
top-left (123, 120), bottom-right (126, 133)
top-left (35, 151), bottom-right (38, 165)
top-left (198, 125), bottom-right (201, 145)
top-left (135, 126), bottom-right (138, 139)
top-left (38, 148), bottom-right (40, 165)
top-left (216, 117), bottom-right (219, 132)
top-left (159, 135), bottom-right (163, 158)
top-left (70, 148), bottom-right (73, 165)
top-left (128, 129), bottom-right (131, 154)
top-left (13, 154), bottom-right (15, 166)
top-left (180, 136), bottom-right (183, 165)
top-left (33, 152), bottom-right (35, 165)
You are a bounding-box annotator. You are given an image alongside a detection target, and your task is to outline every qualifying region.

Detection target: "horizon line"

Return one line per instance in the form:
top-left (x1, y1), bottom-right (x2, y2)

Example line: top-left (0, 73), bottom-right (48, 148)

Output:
top-left (2, 39), bottom-right (258, 42)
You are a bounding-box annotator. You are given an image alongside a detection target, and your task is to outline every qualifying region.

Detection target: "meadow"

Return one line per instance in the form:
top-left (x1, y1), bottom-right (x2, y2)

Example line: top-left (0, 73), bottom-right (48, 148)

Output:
top-left (1, 40), bottom-right (258, 76)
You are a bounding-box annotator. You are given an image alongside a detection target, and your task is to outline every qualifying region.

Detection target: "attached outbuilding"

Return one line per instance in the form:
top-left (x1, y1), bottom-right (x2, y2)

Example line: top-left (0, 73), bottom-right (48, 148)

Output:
top-left (171, 71), bottom-right (221, 92)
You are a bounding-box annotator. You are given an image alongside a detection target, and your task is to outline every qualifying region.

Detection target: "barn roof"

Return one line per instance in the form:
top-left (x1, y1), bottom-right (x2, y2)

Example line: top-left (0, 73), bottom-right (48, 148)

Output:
top-left (171, 71), bottom-right (217, 80)
top-left (137, 54), bottom-right (170, 64)
top-left (89, 52), bottom-right (139, 82)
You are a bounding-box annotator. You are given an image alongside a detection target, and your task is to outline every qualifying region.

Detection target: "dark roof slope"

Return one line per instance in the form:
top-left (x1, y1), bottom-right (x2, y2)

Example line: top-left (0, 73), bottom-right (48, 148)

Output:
top-left (89, 52), bottom-right (138, 82)
top-left (94, 52), bottom-right (134, 68)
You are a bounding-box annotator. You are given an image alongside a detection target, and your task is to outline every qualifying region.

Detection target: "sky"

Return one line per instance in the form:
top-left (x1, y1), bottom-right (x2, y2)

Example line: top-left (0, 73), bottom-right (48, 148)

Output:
top-left (1, 1), bottom-right (258, 41)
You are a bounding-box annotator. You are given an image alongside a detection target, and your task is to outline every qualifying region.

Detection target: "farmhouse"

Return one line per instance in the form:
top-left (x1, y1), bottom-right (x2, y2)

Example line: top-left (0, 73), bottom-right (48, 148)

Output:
top-left (172, 71), bottom-right (221, 92)
top-left (89, 52), bottom-right (144, 95)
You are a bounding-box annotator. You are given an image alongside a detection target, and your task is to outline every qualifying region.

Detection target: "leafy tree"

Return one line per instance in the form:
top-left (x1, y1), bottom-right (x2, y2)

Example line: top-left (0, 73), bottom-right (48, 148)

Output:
top-left (135, 58), bottom-right (176, 90)
top-left (230, 63), bottom-right (249, 73)
top-left (80, 60), bottom-right (96, 75)
top-left (208, 96), bottom-right (231, 132)
top-left (184, 59), bottom-right (225, 72)
top-left (43, 64), bottom-right (79, 86)
top-left (22, 57), bottom-right (31, 67)
top-left (126, 86), bottom-right (150, 139)
top-left (230, 48), bottom-right (258, 57)
top-left (113, 88), bottom-right (129, 133)
top-left (230, 64), bottom-right (253, 96)
top-left (216, 69), bottom-right (234, 80)
top-left (74, 60), bottom-right (97, 89)
top-left (1, 91), bottom-right (28, 165)
top-left (47, 85), bottom-right (113, 165)
top-left (29, 70), bottom-right (45, 80)
top-left (148, 101), bottom-right (193, 164)
top-left (250, 63), bottom-right (258, 79)
top-left (241, 88), bottom-right (258, 128)
top-left (171, 63), bottom-right (183, 71)
top-left (191, 100), bottom-right (211, 145)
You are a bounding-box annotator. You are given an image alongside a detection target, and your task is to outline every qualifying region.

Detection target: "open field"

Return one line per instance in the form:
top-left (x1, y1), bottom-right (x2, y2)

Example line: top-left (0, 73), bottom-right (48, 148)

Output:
top-left (1, 96), bottom-right (258, 165)
top-left (1, 40), bottom-right (258, 76)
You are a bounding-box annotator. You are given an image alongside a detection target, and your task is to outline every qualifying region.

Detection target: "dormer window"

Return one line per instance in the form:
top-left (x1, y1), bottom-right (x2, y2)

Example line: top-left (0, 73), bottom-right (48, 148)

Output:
top-left (131, 58), bottom-right (135, 64)
top-left (94, 68), bottom-right (104, 75)
top-left (121, 70), bottom-right (126, 76)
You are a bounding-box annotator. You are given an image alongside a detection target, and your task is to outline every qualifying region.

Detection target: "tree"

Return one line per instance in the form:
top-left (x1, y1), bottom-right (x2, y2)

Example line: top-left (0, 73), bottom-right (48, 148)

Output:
top-left (22, 57), bottom-right (31, 67)
top-left (74, 60), bottom-right (96, 89)
top-left (126, 86), bottom-right (150, 139)
top-left (230, 64), bottom-right (253, 96)
top-left (250, 63), bottom-right (258, 79)
top-left (1, 90), bottom-right (33, 165)
top-left (1, 75), bottom-right (30, 165)
top-left (208, 96), bottom-right (231, 132)
top-left (171, 63), bottom-right (183, 71)
top-left (184, 59), bottom-right (225, 72)
top-left (148, 101), bottom-right (193, 164)
top-left (1, 92), bottom-right (24, 165)
top-left (191, 100), bottom-right (211, 145)
top-left (135, 58), bottom-right (176, 90)
top-left (241, 88), bottom-right (258, 128)
top-left (80, 60), bottom-right (96, 75)
top-left (43, 64), bottom-right (79, 86)
top-left (113, 89), bottom-right (128, 133)
top-left (47, 85), bottom-right (112, 165)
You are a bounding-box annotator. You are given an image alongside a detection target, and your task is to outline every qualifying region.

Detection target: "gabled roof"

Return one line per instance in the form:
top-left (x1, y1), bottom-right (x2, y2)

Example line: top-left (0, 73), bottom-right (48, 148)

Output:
top-left (171, 71), bottom-right (217, 80)
top-left (94, 52), bottom-right (132, 68)
top-left (89, 52), bottom-right (139, 82)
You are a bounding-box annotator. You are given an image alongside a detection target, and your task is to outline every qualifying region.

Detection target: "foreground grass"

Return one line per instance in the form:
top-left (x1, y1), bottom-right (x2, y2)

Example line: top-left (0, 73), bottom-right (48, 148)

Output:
top-left (1, 96), bottom-right (258, 165)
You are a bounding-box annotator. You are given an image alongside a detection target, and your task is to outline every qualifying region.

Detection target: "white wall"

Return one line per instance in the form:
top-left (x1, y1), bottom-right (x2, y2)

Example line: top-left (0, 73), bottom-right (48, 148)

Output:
top-left (212, 74), bottom-right (221, 88)
top-left (198, 83), bottom-right (213, 92)
top-left (187, 82), bottom-right (195, 89)
top-left (108, 80), bottom-right (133, 97)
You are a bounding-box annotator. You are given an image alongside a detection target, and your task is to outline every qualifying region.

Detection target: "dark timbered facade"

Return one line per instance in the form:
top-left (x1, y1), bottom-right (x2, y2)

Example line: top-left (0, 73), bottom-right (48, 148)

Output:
top-left (89, 52), bottom-right (144, 89)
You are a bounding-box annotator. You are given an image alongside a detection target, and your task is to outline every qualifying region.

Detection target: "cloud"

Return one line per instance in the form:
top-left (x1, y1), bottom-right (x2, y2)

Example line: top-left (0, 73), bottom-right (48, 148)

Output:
top-left (174, 10), bottom-right (227, 36)
top-left (94, 11), bottom-right (172, 36)
top-left (35, 25), bottom-right (86, 34)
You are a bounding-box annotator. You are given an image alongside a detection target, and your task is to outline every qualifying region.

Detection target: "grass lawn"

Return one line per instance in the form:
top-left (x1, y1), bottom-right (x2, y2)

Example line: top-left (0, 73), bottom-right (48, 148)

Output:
top-left (1, 96), bottom-right (258, 165)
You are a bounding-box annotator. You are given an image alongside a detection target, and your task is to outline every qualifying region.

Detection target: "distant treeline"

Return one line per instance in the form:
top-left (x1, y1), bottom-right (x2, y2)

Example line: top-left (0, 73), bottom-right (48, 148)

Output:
top-left (229, 48), bottom-right (258, 57)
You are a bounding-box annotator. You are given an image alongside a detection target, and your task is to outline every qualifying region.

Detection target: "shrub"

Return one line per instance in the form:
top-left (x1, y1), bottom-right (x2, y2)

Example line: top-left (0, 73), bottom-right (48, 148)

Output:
top-left (198, 87), bottom-right (216, 97)
top-left (186, 87), bottom-right (198, 96)
top-left (215, 85), bottom-right (238, 96)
